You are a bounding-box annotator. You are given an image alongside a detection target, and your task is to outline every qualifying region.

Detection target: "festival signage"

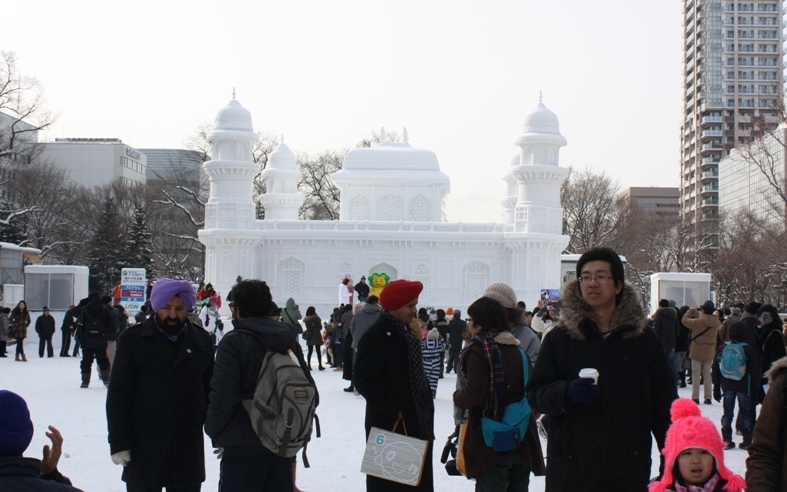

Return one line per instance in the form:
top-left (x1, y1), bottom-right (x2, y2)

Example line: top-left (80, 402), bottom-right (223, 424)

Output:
top-left (121, 268), bottom-right (147, 313)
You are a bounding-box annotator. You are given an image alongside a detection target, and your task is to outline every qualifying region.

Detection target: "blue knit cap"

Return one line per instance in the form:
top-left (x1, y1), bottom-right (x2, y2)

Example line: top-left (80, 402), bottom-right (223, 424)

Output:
top-left (0, 390), bottom-right (34, 456)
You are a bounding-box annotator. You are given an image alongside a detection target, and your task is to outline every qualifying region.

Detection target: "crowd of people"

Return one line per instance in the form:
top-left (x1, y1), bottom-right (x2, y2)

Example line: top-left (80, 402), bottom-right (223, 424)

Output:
top-left (4, 248), bottom-right (787, 491)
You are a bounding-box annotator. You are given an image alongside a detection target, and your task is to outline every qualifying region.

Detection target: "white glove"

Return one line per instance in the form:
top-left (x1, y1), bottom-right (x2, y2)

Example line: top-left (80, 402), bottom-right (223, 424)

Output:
top-left (111, 450), bottom-right (131, 466)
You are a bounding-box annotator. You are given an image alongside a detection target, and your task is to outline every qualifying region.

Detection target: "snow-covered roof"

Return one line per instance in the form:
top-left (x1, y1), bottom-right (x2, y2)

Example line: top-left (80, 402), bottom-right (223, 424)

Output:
top-left (342, 142), bottom-right (441, 171)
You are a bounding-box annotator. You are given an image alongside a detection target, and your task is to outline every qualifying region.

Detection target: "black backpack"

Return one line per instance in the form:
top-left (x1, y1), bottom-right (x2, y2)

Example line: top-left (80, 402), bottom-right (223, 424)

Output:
top-left (77, 309), bottom-right (106, 349)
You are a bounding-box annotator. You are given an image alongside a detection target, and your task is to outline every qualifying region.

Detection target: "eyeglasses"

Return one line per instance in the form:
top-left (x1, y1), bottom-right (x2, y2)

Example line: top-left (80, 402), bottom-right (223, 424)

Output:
top-left (465, 317), bottom-right (474, 323)
top-left (578, 274), bottom-right (614, 284)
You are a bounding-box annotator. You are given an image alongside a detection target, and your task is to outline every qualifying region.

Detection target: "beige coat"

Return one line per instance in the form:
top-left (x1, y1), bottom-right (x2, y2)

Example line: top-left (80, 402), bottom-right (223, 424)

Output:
top-left (681, 310), bottom-right (720, 361)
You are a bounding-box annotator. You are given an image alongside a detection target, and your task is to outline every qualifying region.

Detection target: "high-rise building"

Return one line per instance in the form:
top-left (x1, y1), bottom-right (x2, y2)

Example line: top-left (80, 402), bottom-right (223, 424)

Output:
top-left (680, 0), bottom-right (783, 225)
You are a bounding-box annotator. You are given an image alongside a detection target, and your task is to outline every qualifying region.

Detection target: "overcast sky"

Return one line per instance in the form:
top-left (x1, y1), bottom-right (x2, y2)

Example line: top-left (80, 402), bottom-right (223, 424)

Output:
top-left (2, 0), bottom-right (683, 222)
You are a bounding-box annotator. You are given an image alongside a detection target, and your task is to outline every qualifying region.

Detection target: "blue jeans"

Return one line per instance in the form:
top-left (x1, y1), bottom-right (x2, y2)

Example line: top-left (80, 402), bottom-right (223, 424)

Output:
top-left (721, 389), bottom-right (751, 431)
top-left (664, 348), bottom-right (678, 382)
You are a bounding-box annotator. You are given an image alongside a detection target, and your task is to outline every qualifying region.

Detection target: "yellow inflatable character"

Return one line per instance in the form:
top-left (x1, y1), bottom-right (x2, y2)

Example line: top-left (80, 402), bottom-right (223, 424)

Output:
top-left (368, 272), bottom-right (391, 298)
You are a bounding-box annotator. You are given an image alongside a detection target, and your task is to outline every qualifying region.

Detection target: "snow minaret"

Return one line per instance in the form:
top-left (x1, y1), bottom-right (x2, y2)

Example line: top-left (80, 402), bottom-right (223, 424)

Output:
top-left (199, 94), bottom-right (260, 296)
top-left (510, 97), bottom-right (568, 234)
top-left (203, 95), bottom-right (260, 229)
top-left (503, 96), bottom-right (570, 305)
top-left (259, 138), bottom-right (305, 220)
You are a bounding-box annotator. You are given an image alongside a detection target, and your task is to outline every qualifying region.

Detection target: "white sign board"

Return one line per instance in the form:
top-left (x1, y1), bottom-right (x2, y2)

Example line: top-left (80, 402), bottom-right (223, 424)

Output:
top-left (121, 268), bottom-right (147, 313)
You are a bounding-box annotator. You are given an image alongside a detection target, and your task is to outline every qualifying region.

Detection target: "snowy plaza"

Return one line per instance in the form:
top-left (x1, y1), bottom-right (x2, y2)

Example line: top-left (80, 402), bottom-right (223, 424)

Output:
top-left (0, 321), bottom-right (750, 492)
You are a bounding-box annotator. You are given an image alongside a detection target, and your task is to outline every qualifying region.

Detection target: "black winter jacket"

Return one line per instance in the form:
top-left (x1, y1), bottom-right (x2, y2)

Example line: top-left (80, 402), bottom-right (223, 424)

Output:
top-left (106, 317), bottom-right (214, 487)
top-left (35, 315), bottom-right (56, 339)
top-left (77, 301), bottom-right (113, 349)
top-left (653, 307), bottom-right (679, 351)
top-left (526, 280), bottom-right (677, 492)
top-left (204, 316), bottom-right (316, 454)
top-left (758, 322), bottom-right (787, 384)
top-left (354, 311), bottom-right (435, 491)
top-left (447, 314), bottom-right (466, 347)
top-left (0, 457), bottom-right (82, 491)
top-left (712, 323), bottom-right (762, 399)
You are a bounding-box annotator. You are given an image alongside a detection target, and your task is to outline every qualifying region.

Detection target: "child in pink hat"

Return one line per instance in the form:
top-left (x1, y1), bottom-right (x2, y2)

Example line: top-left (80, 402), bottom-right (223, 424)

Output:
top-left (650, 398), bottom-right (745, 492)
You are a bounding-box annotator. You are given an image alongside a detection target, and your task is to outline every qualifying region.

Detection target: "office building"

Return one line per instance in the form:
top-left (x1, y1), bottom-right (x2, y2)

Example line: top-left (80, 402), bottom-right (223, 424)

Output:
top-left (39, 138), bottom-right (147, 188)
top-left (619, 187), bottom-right (681, 216)
top-left (718, 126), bottom-right (787, 227)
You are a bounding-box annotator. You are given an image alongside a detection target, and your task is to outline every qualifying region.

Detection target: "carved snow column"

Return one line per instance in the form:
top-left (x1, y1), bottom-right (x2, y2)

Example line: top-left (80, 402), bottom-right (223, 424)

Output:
top-left (259, 139), bottom-right (305, 220)
top-left (510, 101), bottom-right (568, 235)
top-left (505, 97), bottom-right (571, 308)
top-left (203, 98), bottom-right (260, 230)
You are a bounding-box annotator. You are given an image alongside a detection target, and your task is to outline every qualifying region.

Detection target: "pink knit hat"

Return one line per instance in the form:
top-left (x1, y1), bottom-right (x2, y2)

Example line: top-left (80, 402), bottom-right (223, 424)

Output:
top-left (649, 398), bottom-right (745, 492)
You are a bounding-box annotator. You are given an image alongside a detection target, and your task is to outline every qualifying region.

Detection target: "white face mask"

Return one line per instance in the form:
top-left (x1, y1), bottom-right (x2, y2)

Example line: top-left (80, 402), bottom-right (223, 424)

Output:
top-left (760, 312), bottom-right (773, 325)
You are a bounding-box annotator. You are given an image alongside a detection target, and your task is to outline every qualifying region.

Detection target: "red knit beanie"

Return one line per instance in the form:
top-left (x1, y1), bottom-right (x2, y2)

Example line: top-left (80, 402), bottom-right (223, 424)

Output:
top-left (379, 279), bottom-right (423, 311)
top-left (649, 398), bottom-right (745, 492)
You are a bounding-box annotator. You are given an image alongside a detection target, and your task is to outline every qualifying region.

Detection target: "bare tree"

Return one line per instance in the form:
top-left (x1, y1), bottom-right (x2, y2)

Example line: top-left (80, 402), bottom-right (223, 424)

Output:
top-left (0, 51), bottom-right (55, 157)
top-left (297, 150), bottom-right (344, 220)
top-left (560, 167), bottom-right (624, 253)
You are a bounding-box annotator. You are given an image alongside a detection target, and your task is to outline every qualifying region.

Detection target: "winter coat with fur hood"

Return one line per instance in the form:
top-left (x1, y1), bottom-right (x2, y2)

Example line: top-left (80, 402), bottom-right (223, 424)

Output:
top-left (453, 331), bottom-right (545, 479)
top-left (745, 355), bottom-right (787, 491)
top-left (526, 280), bottom-right (677, 492)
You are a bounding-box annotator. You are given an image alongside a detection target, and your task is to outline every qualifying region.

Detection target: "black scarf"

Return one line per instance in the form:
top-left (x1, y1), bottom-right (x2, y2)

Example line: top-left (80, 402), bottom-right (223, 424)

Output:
top-left (380, 308), bottom-right (434, 440)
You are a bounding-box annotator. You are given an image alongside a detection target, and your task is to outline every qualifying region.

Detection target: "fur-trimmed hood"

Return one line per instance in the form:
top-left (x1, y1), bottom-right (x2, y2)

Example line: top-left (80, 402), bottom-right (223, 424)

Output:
top-left (556, 279), bottom-right (648, 341)
top-left (493, 331), bottom-right (520, 346)
top-left (766, 355), bottom-right (787, 384)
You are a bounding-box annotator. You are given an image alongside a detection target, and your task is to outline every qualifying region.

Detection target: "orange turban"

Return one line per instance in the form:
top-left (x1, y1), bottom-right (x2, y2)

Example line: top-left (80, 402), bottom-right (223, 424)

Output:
top-left (379, 279), bottom-right (423, 311)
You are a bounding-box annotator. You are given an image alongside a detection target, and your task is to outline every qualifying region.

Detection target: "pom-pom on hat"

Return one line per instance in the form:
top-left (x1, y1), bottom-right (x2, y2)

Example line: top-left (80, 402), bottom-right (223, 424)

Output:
top-left (379, 279), bottom-right (423, 311)
top-left (0, 390), bottom-right (34, 457)
top-left (483, 282), bottom-right (517, 309)
top-left (648, 398), bottom-right (745, 492)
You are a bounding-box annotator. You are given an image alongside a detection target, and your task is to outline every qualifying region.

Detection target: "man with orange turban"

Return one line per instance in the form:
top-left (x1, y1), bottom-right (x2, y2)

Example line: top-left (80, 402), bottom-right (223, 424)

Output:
top-left (354, 279), bottom-right (435, 491)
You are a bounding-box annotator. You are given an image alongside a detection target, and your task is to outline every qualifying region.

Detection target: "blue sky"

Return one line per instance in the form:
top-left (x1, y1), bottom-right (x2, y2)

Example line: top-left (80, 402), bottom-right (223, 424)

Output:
top-left (2, 0), bottom-right (683, 222)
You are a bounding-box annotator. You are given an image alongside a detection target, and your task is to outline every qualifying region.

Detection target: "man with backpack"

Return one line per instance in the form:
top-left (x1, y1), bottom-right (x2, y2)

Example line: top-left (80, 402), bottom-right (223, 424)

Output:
top-left (76, 292), bottom-right (113, 388)
top-left (205, 279), bottom-right (317, 491)
top-left (106, 279), bottom-right (214, 491)
top-left (712, 323), bottom-right (761, 450)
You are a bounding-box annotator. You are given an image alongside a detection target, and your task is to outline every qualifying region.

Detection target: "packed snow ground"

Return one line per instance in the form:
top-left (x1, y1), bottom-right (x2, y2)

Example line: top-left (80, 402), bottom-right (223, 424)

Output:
top-left (1, 313), bottom-right (750, 491)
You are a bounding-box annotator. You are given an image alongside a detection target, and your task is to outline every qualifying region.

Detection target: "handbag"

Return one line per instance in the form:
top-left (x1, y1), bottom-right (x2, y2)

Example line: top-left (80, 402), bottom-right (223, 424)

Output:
top-left (456, 423), bottom-right (468, 476)
top-left (480, 348), bottom-right (532, 452)
top-left (361, 418), bottom-right (428, 486)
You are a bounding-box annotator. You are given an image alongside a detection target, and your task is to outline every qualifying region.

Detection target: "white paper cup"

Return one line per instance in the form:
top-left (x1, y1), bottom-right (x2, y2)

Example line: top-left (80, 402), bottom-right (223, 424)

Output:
top-left (579, 368), bottom-right (599, 385)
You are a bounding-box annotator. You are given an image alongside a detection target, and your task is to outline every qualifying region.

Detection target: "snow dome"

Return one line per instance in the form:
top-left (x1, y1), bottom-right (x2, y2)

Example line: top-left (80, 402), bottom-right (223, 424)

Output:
top-left (331, 131), bottom-right (450, 222)
top-left (213, 97), bottom-right (253, 132)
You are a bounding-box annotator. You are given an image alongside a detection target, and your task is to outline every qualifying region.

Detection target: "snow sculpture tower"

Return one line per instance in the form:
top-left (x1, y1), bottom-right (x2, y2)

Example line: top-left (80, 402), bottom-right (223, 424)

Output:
top-left (504, 96), bottom-right (570, 304)
top-left (259, 139), bottom-right (305, 220)
top-left (199, 93), bottom-right (260, 295)
top-left (510, 97), bottom-right (568, 234)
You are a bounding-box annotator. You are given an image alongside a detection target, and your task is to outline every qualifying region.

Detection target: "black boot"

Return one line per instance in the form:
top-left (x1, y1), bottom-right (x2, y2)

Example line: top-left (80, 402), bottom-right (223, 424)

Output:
top-left (100, 369), bottom-right (111, 387)
top-left (740, 429), bottom-right (753, 450)
top-left (721, 427), bottom-right (735, 450)
top-left (81, 373), bottom-right (90, 388)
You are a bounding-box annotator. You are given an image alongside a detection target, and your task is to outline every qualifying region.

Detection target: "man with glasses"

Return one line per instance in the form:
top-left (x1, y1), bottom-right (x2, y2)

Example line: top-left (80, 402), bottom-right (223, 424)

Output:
top-left (526, 247), bottom-right (677, 491)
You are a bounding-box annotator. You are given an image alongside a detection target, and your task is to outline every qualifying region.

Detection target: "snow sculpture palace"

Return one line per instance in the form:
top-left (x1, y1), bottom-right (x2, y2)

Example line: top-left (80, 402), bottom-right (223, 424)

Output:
top-left (199, 95), bottom-right (570, 315)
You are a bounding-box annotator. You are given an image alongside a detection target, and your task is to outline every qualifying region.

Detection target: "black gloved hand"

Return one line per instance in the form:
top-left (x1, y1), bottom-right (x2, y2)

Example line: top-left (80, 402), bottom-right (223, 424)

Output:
top-left (565, 378), bottom-right (600, 404)
top-left (713, 387), bottom-right (722, 403)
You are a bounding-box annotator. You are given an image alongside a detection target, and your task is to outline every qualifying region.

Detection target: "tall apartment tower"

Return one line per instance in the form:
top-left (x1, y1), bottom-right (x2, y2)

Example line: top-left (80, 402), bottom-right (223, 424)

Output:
top-left (681, 0), bottom-right (783, 225)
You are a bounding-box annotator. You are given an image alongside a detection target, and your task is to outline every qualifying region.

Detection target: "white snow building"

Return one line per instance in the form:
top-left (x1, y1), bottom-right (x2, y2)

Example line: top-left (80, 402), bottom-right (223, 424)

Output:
top-left (199, 95), bottom-right (570, 316)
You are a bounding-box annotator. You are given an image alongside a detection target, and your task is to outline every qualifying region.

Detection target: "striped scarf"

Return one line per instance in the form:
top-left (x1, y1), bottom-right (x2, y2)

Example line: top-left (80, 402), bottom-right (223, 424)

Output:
top-left (380, 309), bottom-right (434, 439)
top-left (460, 331), bottom-right (507, 420)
